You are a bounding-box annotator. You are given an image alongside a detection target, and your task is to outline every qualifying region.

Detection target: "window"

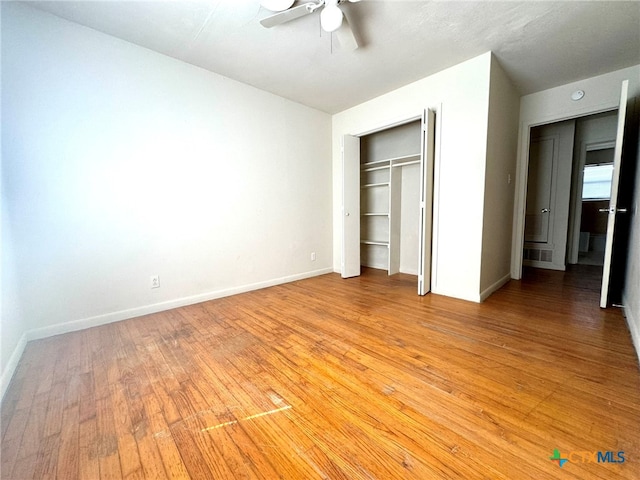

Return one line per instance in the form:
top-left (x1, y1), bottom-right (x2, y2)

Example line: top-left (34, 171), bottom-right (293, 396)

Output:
top-left (582, 163), bottom-right (613, 200)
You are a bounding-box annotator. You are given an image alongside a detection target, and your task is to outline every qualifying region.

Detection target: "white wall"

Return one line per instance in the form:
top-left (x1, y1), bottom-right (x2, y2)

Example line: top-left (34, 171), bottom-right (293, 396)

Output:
top-left (480, 56), bottom-right (520, 298)
top-left (1, 140), bottom-right (28, 399)
top-left (332, 52), bottom-right (492, 302)
top-left (518, 66), bottom-right (640, 127)
top-left (399, 163), bottom-right (420, 275)
top-left (1, 3), bottom-right (332, 393)
top-left (623, 99), bottom-right (640, 365)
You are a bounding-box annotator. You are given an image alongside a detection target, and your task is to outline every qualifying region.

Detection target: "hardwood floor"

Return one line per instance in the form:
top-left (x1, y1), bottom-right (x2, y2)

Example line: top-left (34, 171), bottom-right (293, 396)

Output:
top-left (2, 267), bottom-right (639, 479)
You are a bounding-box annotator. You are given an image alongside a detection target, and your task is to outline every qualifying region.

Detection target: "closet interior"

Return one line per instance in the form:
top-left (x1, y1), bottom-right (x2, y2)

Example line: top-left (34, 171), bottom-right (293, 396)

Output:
top-left (360, 120), bottom-right (422, 275)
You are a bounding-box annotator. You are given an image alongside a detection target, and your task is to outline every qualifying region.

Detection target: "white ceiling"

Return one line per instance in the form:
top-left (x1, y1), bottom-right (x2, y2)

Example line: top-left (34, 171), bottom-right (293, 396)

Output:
top-left (29, 0), bottom-right (640, 114)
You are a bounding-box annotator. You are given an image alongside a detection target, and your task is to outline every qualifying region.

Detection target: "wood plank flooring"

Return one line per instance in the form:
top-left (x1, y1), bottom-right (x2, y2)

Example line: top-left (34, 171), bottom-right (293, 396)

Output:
top-left (2, 266), bottom-right (639, 479)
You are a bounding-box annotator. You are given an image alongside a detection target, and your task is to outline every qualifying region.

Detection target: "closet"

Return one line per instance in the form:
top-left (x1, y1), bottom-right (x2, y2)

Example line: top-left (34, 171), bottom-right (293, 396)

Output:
top-left (360, 121), bottom-right (421, 274)
top-left (342, 110), bottom-right (435, 295)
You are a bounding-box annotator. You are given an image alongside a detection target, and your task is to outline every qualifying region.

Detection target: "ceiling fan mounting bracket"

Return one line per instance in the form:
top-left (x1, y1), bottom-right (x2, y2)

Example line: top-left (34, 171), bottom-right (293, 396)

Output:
top-left (307, 2), bottom-right (324, 14)
top-left (260, 0), bottom-right (360, 50)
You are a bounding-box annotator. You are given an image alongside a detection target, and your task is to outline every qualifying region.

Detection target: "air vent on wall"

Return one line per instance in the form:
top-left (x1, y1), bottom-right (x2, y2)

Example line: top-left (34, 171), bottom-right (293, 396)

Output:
top-left (523, 248), bottom-right (553, 262)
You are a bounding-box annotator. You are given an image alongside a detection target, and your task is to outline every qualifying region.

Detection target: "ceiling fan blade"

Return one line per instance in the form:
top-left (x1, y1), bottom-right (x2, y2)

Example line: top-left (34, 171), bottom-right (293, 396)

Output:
top-left (335, 15), bottom-right (358, 51)
top-left (260, 2), bottom-right (318, 28)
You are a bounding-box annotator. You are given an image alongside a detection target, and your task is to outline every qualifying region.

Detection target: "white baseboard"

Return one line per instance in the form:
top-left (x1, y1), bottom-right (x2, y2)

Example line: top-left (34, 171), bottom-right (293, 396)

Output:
top-left (1, 267), bottom-right (333, 402)
top-left (0, 332), bottom-right (27, 402)
top-left (622, 295), bottom-right (640, 367)
top-left (430, 286), bottom-right (482, 303)
top-left (480, 272), bottom-right (512, 302)
top-left (432, 273), bottom-right (511, 304)
top-left (27, 267), bottom-right (333, 342)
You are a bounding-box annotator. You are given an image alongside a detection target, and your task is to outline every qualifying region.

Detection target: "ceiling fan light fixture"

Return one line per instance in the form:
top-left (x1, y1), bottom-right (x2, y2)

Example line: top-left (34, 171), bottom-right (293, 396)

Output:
top-left (321, 4), bottom-right (343, 32)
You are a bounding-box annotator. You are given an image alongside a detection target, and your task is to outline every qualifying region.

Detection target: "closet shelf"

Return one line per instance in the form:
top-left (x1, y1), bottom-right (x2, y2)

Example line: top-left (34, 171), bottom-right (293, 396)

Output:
top-left (391, 159), bottom-right (420, 168)
top-left (362, 165), bottom-right (391, 173)
top-left (390, 153), bottom-right (421, 164)
top-left (361, 158), bottom-right (391, 168)
top-left (360, 153), bottom-right (420, 172)
top-left (361, 182), bottom-right (390, 189)
top-left (361, 212), bottom-right (389, 217)
top-left (361, 240), bottom-right (389, 246)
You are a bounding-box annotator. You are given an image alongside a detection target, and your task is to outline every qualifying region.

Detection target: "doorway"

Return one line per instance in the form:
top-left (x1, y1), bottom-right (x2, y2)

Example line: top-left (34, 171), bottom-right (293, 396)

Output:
top-left (513, 80), bottom-right (636, 309)
top-left (522, 110), bottom-right (619, 280)
top-left (576, 147), bottom-right (615, 266)
top-left (359, 120), bottom-right (422, 275)
top-left (341, 110), bottom-right (436, 295)
top-left (522, 120), bottom-right (575, 271)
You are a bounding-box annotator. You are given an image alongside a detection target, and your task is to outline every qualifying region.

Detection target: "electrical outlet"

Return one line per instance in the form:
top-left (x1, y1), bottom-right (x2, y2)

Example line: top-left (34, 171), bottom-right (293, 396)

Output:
top-left (150, 275), bottom-right (160, 289)
top-left (311, 252), bottom-right (316, 261)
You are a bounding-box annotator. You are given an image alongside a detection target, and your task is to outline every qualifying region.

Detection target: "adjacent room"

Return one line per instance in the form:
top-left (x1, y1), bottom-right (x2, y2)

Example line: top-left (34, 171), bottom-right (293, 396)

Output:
top-left (2, 1), bottom-right (640, 478)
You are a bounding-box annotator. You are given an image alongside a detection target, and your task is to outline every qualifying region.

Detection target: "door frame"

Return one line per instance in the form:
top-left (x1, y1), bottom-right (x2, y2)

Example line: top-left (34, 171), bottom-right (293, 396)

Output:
top-left (523, 121), bottom-right (576, 271)
top-left (566, 139), bottom-right (616, 264)
top-left (341, 107), bottom-right (442, 291)
top-left (511, 104), bottom-right (621, 280)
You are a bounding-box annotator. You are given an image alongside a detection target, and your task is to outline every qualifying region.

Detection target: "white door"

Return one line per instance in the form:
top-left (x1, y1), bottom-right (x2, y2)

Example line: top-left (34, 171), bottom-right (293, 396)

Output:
top-left (342, 134), bottom-right (361, 278)
top-left (418, 110), bottom-right (435, 295)
top-left (600, 80), bottom-right (629, 308)
top-left (524, 121), bottom-right (574, 270)
top-left (525, 137), bottom-right (555, 243)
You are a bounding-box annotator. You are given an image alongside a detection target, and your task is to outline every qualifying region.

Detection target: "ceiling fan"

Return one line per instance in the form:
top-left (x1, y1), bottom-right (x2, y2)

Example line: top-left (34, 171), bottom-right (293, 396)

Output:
top-left (260, 0), bottom-right (361, 51)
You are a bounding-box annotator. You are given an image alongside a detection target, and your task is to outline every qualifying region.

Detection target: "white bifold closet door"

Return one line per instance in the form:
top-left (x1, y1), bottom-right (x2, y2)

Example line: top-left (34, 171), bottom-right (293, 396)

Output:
top-left (341, 134), bottom-right (361, 278)
top-left (418, 109), bottom-right (435, 295)
top-left (341, 109), bottom-right (436, 295)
